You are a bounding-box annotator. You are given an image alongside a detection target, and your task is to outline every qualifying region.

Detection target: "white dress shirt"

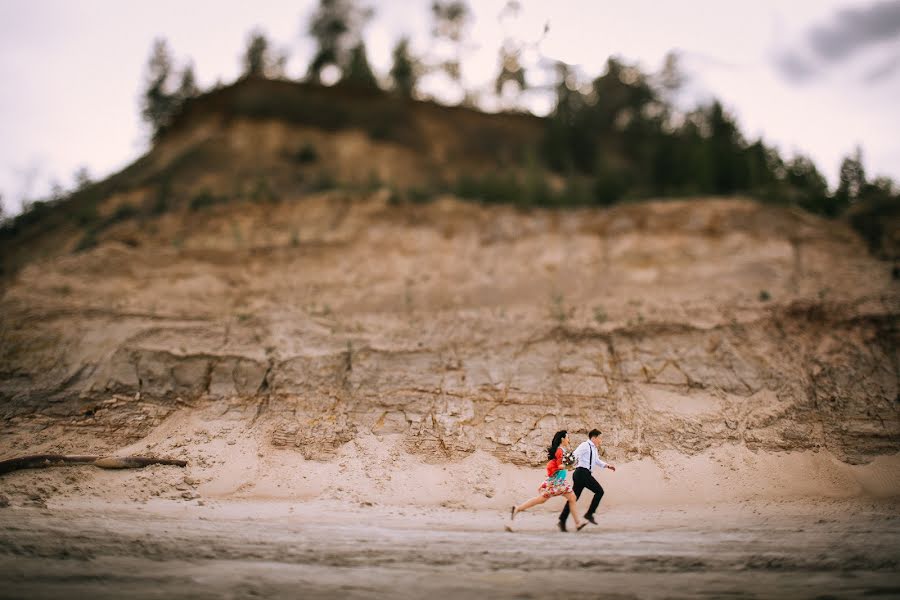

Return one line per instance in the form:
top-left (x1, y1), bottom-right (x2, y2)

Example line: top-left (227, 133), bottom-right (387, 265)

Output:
top-left (573, 440), bottom-right (608, 471)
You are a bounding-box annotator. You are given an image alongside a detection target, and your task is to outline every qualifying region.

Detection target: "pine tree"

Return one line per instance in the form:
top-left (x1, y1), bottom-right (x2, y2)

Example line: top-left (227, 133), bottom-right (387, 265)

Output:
top-left (389, 37), bottom-right (418, 96)
top-left (241, 30), bottom-right (286, 78)
top-left (431, 1), bottom-right (471, 91)
top-left (656, 51), bottom-right (684, 102)
top-left (73, 166), bottom-right (92, 191)
top-left (785, 154), bottom-right (829, 213)
top-left (176, 62), bottom-right (199, 102)
top-left (541, 61), bottom-right (588, 172)
top-left (306, 0), bottom-right (372, 83)
top-left (836, 147), bottom-right (866, 207)
top-left (243, 31), bottom-right (270, 77)
top-left (706, 101), bottom-right (745, 194)
top-left (342, 42), bottom-right (378, 88)
top-left (141, 38), bottom-right (177, 136)
top-left (743, 139), bottom-right (778, 195)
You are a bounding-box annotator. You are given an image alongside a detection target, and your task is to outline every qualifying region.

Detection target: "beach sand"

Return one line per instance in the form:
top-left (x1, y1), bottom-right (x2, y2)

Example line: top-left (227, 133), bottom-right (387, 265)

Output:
top-left (1, 495), bottom-right (898, 599)
top-left (1, 421), bottom-right (899, 599)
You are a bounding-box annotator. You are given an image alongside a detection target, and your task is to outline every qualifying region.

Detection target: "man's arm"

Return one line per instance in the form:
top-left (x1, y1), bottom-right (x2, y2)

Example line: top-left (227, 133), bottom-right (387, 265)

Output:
top-left (594, 453), bottom-right (616, 472)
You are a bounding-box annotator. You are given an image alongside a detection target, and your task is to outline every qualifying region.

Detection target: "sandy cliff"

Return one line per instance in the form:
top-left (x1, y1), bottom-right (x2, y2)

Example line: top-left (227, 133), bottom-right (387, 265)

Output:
top-left (1, 192), bottom-right (897, 507)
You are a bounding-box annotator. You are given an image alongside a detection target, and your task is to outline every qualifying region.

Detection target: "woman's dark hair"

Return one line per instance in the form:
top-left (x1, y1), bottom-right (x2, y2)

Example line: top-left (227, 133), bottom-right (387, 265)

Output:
top-left (547, 430), bottom-right (568, 460)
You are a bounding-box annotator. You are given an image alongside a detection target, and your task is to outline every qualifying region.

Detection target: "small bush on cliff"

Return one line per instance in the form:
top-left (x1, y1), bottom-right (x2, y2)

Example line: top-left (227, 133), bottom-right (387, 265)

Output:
top-left (309, 172), bottom-right (337, 192)
top-left (550, 293), bottom-right (568, 324)
top-left (455, 171), bottom-right (523, 205)
top-left (109, 204), bottom-right (139, 223)
top-left (150, 181), bottom-right (172, 215)
top-left (73, 204), bottom-right (99, 226)
top-left (250, 177), bottom-right (277, 203)
top-left (847, 188), bottom-right (900, 259)
top-left (75, 227), bottom-right (99, 252)
top-left (190, 190), bottom-right (227, 211)
top-left (292, 143), bottom-right (319, 164)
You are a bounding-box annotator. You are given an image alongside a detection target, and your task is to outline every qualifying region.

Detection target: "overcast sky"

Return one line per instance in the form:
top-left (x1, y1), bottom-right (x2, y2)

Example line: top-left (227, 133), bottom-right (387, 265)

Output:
top-left (1, 0), bottom-right (899, 215)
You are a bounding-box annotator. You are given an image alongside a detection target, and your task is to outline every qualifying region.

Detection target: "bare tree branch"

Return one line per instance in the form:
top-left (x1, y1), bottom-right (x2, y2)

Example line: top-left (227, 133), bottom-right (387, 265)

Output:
top-left (0, 454), bottom-right (187, 476)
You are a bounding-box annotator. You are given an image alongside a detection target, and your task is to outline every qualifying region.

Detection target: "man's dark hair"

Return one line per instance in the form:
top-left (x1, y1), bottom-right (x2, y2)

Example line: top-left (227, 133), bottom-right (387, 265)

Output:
top-left (588, 429), bottom-right (602, 439)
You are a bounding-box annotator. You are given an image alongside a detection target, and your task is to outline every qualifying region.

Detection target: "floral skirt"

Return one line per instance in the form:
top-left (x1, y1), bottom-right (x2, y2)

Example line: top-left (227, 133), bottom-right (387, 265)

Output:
top-left (538, 475), bottom-right (571, 499)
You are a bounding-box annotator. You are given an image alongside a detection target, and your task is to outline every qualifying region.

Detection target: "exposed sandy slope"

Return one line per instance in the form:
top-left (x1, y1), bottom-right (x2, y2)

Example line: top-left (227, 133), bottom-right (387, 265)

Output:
top-left (0, 196), bottom-right (896, 518)
top-left (2, 392), bottom-right (899, 513)
top-left (2, 195), bottom-right (897, 472)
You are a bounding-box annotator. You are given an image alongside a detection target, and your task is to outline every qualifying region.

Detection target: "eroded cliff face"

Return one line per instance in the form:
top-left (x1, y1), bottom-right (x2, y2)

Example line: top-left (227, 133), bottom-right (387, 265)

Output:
top-left (1, 195), bottom-right (897, 465)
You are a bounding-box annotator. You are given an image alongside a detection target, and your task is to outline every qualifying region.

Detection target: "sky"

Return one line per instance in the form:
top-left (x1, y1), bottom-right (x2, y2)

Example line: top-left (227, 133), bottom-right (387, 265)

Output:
top-left (1, 0), bottom-right (899, 215)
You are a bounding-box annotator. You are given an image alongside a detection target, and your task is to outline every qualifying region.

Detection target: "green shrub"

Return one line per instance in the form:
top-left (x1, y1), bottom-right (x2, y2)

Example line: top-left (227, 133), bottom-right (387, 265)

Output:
top-left (75, 228), bottom-right (99, 252)
top-left (309, 172), bottom-right (336, 192)
top-left (362, 171), bottom-right (383, 193)
top-left (559, 175), bottom-right (593, 207)
top-left (593, 167), bottom-right (627, 206)
top-left (292, 143), bottom-right (319, 164)
top-left (12, 200), bottom-right (54, 230)
top-left (109, 204), bottom-right (138, 223)
top-left (366, 122), bottom-right (393, 141)
top-left (150, 181), bottom-right (172, 215)
top-left (455, 171), bottom-right (523, 204)
top-left (189, 190), bottom-right (226, 211)
top-left (848, 195), bottom-right (900, 258)
top-left (550, 293), bottom-right (567, 323)
top-left (72, 204), bottom-right (99, 226)
top-left (250, 177), bottom-right (277, 203)
top-left (521, 168), bottom-right (554, 207)
top-left (405, 187), bottom-right (433, 204)
top-left (239, 90), bottom-right (345, 129)
top-left (141, 144), bottom-right (220, 188)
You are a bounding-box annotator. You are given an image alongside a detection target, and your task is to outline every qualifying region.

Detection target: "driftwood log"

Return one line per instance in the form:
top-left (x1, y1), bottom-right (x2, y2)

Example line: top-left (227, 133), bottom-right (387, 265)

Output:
top-left (0, 454), bottom-right (187, 475)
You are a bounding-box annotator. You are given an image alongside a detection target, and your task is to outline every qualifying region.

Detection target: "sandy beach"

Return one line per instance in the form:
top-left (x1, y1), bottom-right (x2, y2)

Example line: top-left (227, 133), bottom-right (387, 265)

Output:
top-left (2, 430), bottom-right (900, 599)
top-left (1, 495), bottom-right (899, 599)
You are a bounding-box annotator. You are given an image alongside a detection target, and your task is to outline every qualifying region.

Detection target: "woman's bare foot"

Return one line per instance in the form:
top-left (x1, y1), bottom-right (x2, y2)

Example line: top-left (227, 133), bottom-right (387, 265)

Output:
top-left (576, 521), bottom-right (588, 531)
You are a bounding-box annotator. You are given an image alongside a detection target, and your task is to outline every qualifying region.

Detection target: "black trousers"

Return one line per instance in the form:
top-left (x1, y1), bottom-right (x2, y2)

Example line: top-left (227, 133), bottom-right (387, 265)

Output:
top-left (559, 467), bottom-right (604, 523)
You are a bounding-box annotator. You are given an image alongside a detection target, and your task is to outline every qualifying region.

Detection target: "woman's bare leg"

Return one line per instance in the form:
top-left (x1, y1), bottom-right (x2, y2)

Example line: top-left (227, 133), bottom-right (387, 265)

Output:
top-left (514, 495), bottom-right (547, 515)
top-left (564, 492), bottom-right (583, 528)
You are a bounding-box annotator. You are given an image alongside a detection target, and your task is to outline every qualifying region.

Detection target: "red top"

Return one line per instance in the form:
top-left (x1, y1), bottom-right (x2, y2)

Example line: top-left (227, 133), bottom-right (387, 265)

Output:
top-left (546, 447), bottom-right (564, 477)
